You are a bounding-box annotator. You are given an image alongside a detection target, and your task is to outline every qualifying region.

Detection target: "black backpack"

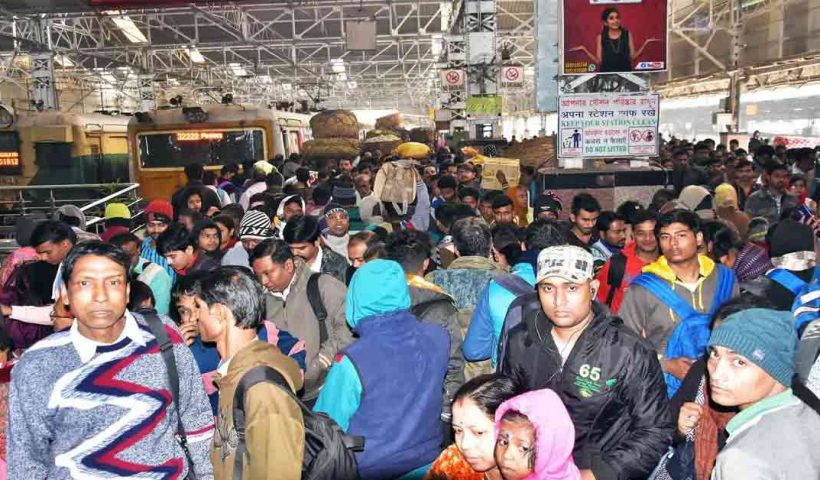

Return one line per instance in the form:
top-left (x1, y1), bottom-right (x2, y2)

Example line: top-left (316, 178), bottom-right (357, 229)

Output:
top-left (306, 273), bottom-right (329, 345)
top-left (232, 365), bottom-right (363, 480)
top-left (605, 253), bottom-right (628, 307)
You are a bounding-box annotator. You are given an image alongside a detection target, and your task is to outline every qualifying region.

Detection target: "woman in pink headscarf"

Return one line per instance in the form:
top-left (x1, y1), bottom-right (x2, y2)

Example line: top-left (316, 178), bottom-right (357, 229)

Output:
top-left (494, 389), bottom-right (580, 480)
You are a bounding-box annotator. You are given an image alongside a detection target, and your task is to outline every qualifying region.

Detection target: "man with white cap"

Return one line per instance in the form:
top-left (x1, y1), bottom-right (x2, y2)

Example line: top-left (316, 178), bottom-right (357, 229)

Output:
top-left (499, 245), bottom-right (673, 480)
top-left (221, 210), bottom-right (274, 268)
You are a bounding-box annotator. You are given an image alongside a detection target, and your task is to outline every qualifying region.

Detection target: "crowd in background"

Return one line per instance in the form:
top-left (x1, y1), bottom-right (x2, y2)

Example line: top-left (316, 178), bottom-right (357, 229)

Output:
top-left (0, 132), bottom-right (819, 479)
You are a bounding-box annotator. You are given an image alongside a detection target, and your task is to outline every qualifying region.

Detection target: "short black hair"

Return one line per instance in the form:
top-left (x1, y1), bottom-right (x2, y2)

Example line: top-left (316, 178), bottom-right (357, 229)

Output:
top-left (655, 208), bottom-right (701, 236)
top-left (266, 172), bottom-right (284, 188)
top-left (595, 211), bottom-right (624, 233)
top-left (296, 168), bottom-right (310, 183)
top-left (202, 170), bottom-right (217, 186)
top-left (524, 219), bottom-right (566, 251)
top-left (178, 207), bottom-right (202, 222)
top-left (571, 193), bottom-right (601, 215)
top-left (221, 162), bottom-right (239, 175)
top-left (282, 215), bottom-right (320, 244)
top-left (492, 195), bottom-right (513, 210)
top-left (385, 229), bottom-right (433, 274)
top-left (62, 240), bottom-right (131, 287)
top-left (755, 145), bottom-right (775, 158)
top-left (452, 217), bottom-right (492, 257)
top-left (220, 204), bottom-right (245, 225)
top-left (630, 209), bottom-right (657, 228)
top-left (250, 238), bottom-right (294, 265)
top-left (481, 190), bottom-right (501, 203)
top-left (711, 227), bottom-right (741, 260)
top-left (435, 203), bottom-right (478, 231)
top-left (108, 232), bottom-right (141, 249)
top-left (458, 187), bottom-right (480, 202)
top-left (199, 266), bottom-right (265, 329)
top-left (212, 214), bottom-right (236, 233)
top-left (492, 224), bottom-right (523, 265)
top-left (156, 223), bottom-right (194, 255)
top-left (437, 175), bottom-right (458, 190)
top-left (174, 270), bottom-right (209, 300)
top-left (128, 280), bottom-right (155, 311)
top-left (650, 189), bottom-right (677, 212)
top-left (30, 220), bottom-right (77, 248)
top-left (311, 185), bottom-right (332, 206)
top-left (616, 201), bottom-right (644, 225)
top-left (184, 162), bottom-right (204, 181)
top-left (191, 219), bottom-right (222, 249)
top-left (764, 160), bottom-right (788, 176)
top-left (735, 159), bottom-right (754, 170)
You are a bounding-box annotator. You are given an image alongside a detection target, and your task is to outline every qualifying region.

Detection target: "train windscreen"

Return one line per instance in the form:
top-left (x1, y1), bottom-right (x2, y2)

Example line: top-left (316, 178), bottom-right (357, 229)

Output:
top-left (137, 128), bottom-right (265, 168)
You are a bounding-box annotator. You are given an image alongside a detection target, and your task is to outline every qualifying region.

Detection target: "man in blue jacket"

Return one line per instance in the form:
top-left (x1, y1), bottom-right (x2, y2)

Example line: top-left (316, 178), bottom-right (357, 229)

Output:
top-left (314, 259), bottom-right (450, 479)
top-left (464, 219), bottom-right (566, 367)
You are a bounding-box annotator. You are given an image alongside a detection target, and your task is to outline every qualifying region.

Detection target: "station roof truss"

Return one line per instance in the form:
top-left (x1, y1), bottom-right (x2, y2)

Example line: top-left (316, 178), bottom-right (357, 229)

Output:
top-left (0, 0), bottom-right (535, 113)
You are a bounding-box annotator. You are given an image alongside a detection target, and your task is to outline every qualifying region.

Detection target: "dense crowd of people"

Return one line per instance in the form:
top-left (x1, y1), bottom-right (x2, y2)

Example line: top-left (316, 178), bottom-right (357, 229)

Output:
top-left (1, 134), bottom-right (820, 479)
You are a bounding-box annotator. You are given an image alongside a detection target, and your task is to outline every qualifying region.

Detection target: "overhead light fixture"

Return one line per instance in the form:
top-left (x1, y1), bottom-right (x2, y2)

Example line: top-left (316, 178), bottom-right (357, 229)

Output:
top-left (228, 62), bottom-right (247, 77)
top-left (54, 54), bottom-right (74, 67)
top-left (188, 47), bottom-right (206, 64)
top-left (105, 11), bottom-right (148, 44)
top-left (330, 58), bottom-right (346, 74)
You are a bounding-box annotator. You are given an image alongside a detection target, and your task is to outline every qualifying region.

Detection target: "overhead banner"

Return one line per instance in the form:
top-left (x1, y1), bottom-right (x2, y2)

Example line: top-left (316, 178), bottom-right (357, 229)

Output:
top-left (558, 93), bottom-right (660, 158)
top-left (441, 69), bottom-right (466, 91)
top-left (466, 96), bottom-right (503, 117)
top-left (500, 66), bottom-right (524, 87)
top-left (562, 0), bottom-right (668, 75)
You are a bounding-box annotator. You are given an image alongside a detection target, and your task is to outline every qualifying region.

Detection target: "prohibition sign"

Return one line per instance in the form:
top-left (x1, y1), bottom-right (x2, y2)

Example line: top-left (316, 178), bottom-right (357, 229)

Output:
top-left (445, 71), bottom-right (462, 85)
top-left (504, 67), bottom-right (520, 82)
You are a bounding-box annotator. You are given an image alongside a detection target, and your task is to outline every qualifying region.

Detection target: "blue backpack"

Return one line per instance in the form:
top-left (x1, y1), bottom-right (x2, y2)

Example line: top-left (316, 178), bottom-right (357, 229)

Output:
top-left (631, 265), bottom-right (736, 398)
top-left (767, 267), bottom-right (820, 333)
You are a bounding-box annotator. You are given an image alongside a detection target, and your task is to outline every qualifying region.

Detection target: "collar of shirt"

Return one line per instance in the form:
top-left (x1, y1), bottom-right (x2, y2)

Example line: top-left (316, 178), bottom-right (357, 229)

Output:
top-left (51, 262), bottom-right (64, 302)
top-left (216, 356), bottom-right (232, 377)
top-left (309, 247), bottom-right (323, 274)
top-left (70, 311), bottom-right (146, 363)
top-left (271, 270), bottom-right (299, 301)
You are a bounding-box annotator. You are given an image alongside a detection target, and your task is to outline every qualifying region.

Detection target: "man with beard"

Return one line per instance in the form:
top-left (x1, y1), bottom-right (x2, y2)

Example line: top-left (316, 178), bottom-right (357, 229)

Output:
top-left (322, 203), bottom-right (351, 261)
top-left (566, 193), bottom-right (600, 251)
top-left (591, 211), bottom-right (627, 265)
top-left (140, 200), bottom-right (176, 282)
top-left (745, 160), bottom-right (797, 225)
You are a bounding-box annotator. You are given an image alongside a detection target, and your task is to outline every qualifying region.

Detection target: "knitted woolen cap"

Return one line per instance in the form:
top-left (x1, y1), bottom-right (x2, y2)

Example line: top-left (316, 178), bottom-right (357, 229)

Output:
top-left (768, 218), bottom-right (814, 258)
top-left (708, 308), bottom-right (797, 386)
top-left (238, 210), bottom-right (273, 240)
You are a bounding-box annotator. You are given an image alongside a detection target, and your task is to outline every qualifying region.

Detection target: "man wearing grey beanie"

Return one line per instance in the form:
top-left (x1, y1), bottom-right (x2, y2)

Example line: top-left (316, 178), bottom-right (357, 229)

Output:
top-left (708, 308), bottom-right (820, 479)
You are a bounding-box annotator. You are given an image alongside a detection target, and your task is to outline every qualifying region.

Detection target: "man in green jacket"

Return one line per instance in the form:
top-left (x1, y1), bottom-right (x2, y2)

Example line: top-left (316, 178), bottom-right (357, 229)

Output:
top-left (708, 308), bottom-right (820, 479)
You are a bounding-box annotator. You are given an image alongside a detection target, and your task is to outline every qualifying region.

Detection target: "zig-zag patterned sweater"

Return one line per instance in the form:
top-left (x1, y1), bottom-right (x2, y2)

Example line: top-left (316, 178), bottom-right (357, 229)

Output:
top-left (8, 313), bottom-right (215, 479)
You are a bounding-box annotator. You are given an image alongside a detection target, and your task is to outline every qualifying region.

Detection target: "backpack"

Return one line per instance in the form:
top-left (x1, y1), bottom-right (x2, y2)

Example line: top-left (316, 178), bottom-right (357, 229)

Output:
top-left (306, 273), bottom-right (329, 345)
top-left (605, 253), bottom-right (628, 307)
top-left (496, 291), bottom-right (542, 373)
top-left (766, 267), bottom-right (820, 332)
top-left (373, 160), bottom-right (419, 216)
top-left (631, 265), bottom-right (736, 397)
top-left (232, 365), bottom-right (363, 480)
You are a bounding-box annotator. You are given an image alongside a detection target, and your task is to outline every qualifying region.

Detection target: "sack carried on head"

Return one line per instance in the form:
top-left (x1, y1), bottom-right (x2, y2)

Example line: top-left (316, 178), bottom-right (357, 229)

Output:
top-left (373, 160), bottom-right (419, 217)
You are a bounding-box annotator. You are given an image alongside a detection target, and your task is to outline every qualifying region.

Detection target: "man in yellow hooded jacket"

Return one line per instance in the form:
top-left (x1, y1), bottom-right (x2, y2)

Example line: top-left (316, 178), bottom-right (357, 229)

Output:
top-left (620, 209), bottom-right (739, 384)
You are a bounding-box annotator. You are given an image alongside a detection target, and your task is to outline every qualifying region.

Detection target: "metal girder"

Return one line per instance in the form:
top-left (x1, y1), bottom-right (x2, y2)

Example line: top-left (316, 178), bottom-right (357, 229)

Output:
top-left (0, 0), bottom-right (535, 113)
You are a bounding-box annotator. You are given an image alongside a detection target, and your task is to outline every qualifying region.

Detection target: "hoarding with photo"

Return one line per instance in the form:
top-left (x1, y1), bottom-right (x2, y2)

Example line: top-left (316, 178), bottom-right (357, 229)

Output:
top-left (562, 0), bottom-right (667, 75)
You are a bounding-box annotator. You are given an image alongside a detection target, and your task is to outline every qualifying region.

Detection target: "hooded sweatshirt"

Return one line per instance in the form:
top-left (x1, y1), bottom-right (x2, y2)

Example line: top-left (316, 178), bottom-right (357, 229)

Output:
top-left (494, 389), bottom-right (581, 480)
top-left (619, 255), bottom-right (739, 354)
top-left (274, 194), bottom-right (306, 239)
top-left (314, 260), bottom-right (449, 479)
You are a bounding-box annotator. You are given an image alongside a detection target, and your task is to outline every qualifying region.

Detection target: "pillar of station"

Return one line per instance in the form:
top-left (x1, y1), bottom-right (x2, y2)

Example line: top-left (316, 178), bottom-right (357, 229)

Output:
top-left (464, 0), bottom-right (501, 140)
top-left (29, 52), bottom-right (58, 110)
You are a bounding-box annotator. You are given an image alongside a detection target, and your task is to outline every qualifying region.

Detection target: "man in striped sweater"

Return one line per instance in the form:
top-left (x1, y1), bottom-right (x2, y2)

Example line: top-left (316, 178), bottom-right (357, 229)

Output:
top-left (8, 241), bottom-right (215, 479)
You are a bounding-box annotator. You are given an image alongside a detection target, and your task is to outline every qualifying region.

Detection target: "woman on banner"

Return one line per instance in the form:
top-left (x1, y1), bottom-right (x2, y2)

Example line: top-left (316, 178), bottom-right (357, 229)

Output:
top-left (568, 7), bottom-right (662, 72)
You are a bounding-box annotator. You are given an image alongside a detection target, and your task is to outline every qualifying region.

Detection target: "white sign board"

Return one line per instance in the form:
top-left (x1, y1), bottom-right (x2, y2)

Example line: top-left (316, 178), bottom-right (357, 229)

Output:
top-left (500, 66), bottom-right (524, 87)
top-left (558, 93), bottom-right (660, 158)
top-left (441, 69), bottom-right (465, 90)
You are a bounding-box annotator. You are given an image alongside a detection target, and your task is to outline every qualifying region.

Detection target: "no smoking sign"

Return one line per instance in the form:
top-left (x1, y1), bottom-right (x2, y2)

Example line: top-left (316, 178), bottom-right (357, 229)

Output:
top-left (501, 66), bottom-right (523, 86)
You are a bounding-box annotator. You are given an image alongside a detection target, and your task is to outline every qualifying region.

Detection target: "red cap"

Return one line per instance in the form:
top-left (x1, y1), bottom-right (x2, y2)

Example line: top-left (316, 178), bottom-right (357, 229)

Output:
top-left (145, 200), bottom-right (173, 223)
